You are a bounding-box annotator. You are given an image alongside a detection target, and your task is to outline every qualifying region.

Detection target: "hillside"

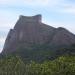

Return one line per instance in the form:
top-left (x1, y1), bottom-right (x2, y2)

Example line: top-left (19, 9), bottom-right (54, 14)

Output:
top-left (2, 14), bottom-right (75, 61)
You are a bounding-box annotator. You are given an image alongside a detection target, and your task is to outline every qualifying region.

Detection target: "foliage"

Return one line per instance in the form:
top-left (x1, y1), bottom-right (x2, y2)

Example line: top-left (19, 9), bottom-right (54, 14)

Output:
top-left (0, 55), bottom-right (75, 75)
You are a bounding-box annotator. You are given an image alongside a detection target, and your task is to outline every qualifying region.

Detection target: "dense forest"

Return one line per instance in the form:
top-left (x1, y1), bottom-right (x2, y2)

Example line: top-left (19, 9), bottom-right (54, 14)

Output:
top-left (0, 55), bottom-right (75, 75)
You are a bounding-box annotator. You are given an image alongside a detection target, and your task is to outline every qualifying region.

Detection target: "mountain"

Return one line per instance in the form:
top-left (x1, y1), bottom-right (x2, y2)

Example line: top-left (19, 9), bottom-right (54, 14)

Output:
top-left (2, 14), bottom-right (75, 61)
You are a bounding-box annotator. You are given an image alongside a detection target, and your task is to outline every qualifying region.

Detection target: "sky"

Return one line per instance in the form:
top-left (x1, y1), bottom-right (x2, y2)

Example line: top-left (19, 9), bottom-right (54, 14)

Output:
top-left (0, 0), bottom-right (75, 52)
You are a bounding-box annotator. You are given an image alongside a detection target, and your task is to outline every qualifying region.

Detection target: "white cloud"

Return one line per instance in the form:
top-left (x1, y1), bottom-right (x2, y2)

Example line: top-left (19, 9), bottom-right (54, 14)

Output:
top-left (0, 0), bottom-right (75, 15)
top-left (63, 6), bottom-right (75, 14)
top-left (21, 0), bottom-right (60, 6)
top-left (0, 37), bottom-right (5, 44)
top-left (0, 13), bottom-right (18, 29)
top-left (62, 8), bottom-right (75, 14)
top-left (0, 0), bottom-right (16, 4)
top-left (0, 37), bottom-right (5, 52)
top-left (57, 1), bottom-right (75, 15)
top-left (0, 0), bottom-right (61, 7)
top-left (0, 48), bottom-right (2, 53)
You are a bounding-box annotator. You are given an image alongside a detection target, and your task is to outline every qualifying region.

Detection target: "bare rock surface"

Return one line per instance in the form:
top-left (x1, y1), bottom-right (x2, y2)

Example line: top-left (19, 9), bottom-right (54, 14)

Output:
top-left (2, 14), bottom-right (75, 54)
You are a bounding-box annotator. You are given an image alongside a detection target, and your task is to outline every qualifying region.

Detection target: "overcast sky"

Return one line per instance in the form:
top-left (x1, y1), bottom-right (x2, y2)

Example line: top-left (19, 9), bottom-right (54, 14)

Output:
top-left (0, 0), bottom-right (75, 52)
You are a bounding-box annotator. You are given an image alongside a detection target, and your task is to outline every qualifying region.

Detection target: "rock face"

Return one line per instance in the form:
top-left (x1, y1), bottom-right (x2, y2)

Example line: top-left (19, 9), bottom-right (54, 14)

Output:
top-left (2, 14), bottom-right (75, 54)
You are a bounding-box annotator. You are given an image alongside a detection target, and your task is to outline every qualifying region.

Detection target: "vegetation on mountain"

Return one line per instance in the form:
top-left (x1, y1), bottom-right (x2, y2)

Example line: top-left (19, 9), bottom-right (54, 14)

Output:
top-left (0, 55), bottom-right (75, 75)
top-left (0, 44), bottom-right (75, 75)
top-left (3, 44), bottom-right (75, 62)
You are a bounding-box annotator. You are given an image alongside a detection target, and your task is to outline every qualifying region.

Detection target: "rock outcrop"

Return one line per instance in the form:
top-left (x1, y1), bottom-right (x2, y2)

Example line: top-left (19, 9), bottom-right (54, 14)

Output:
top-left (2, 14), bottom-right (75, 54)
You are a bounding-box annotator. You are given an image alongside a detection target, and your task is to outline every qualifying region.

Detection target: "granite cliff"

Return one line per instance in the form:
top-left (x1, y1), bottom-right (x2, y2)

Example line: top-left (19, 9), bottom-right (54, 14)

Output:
top-left (2, 15), bottom-right (75, 56)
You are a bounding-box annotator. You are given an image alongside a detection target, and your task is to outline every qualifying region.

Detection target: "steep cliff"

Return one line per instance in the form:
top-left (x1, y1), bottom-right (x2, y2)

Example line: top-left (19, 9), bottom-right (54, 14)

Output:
top-left (2, 15), bottom-right (75, 56)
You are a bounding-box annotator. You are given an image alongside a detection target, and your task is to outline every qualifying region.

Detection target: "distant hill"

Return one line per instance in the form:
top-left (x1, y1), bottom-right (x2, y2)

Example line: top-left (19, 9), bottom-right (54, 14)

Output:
top-left (2, 14), bottom-right (75, 61)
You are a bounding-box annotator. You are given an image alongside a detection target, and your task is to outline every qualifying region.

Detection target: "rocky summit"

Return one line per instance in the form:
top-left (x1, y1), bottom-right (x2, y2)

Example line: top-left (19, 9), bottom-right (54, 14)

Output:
top-left (2, 14), bottom-right (75, 55)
